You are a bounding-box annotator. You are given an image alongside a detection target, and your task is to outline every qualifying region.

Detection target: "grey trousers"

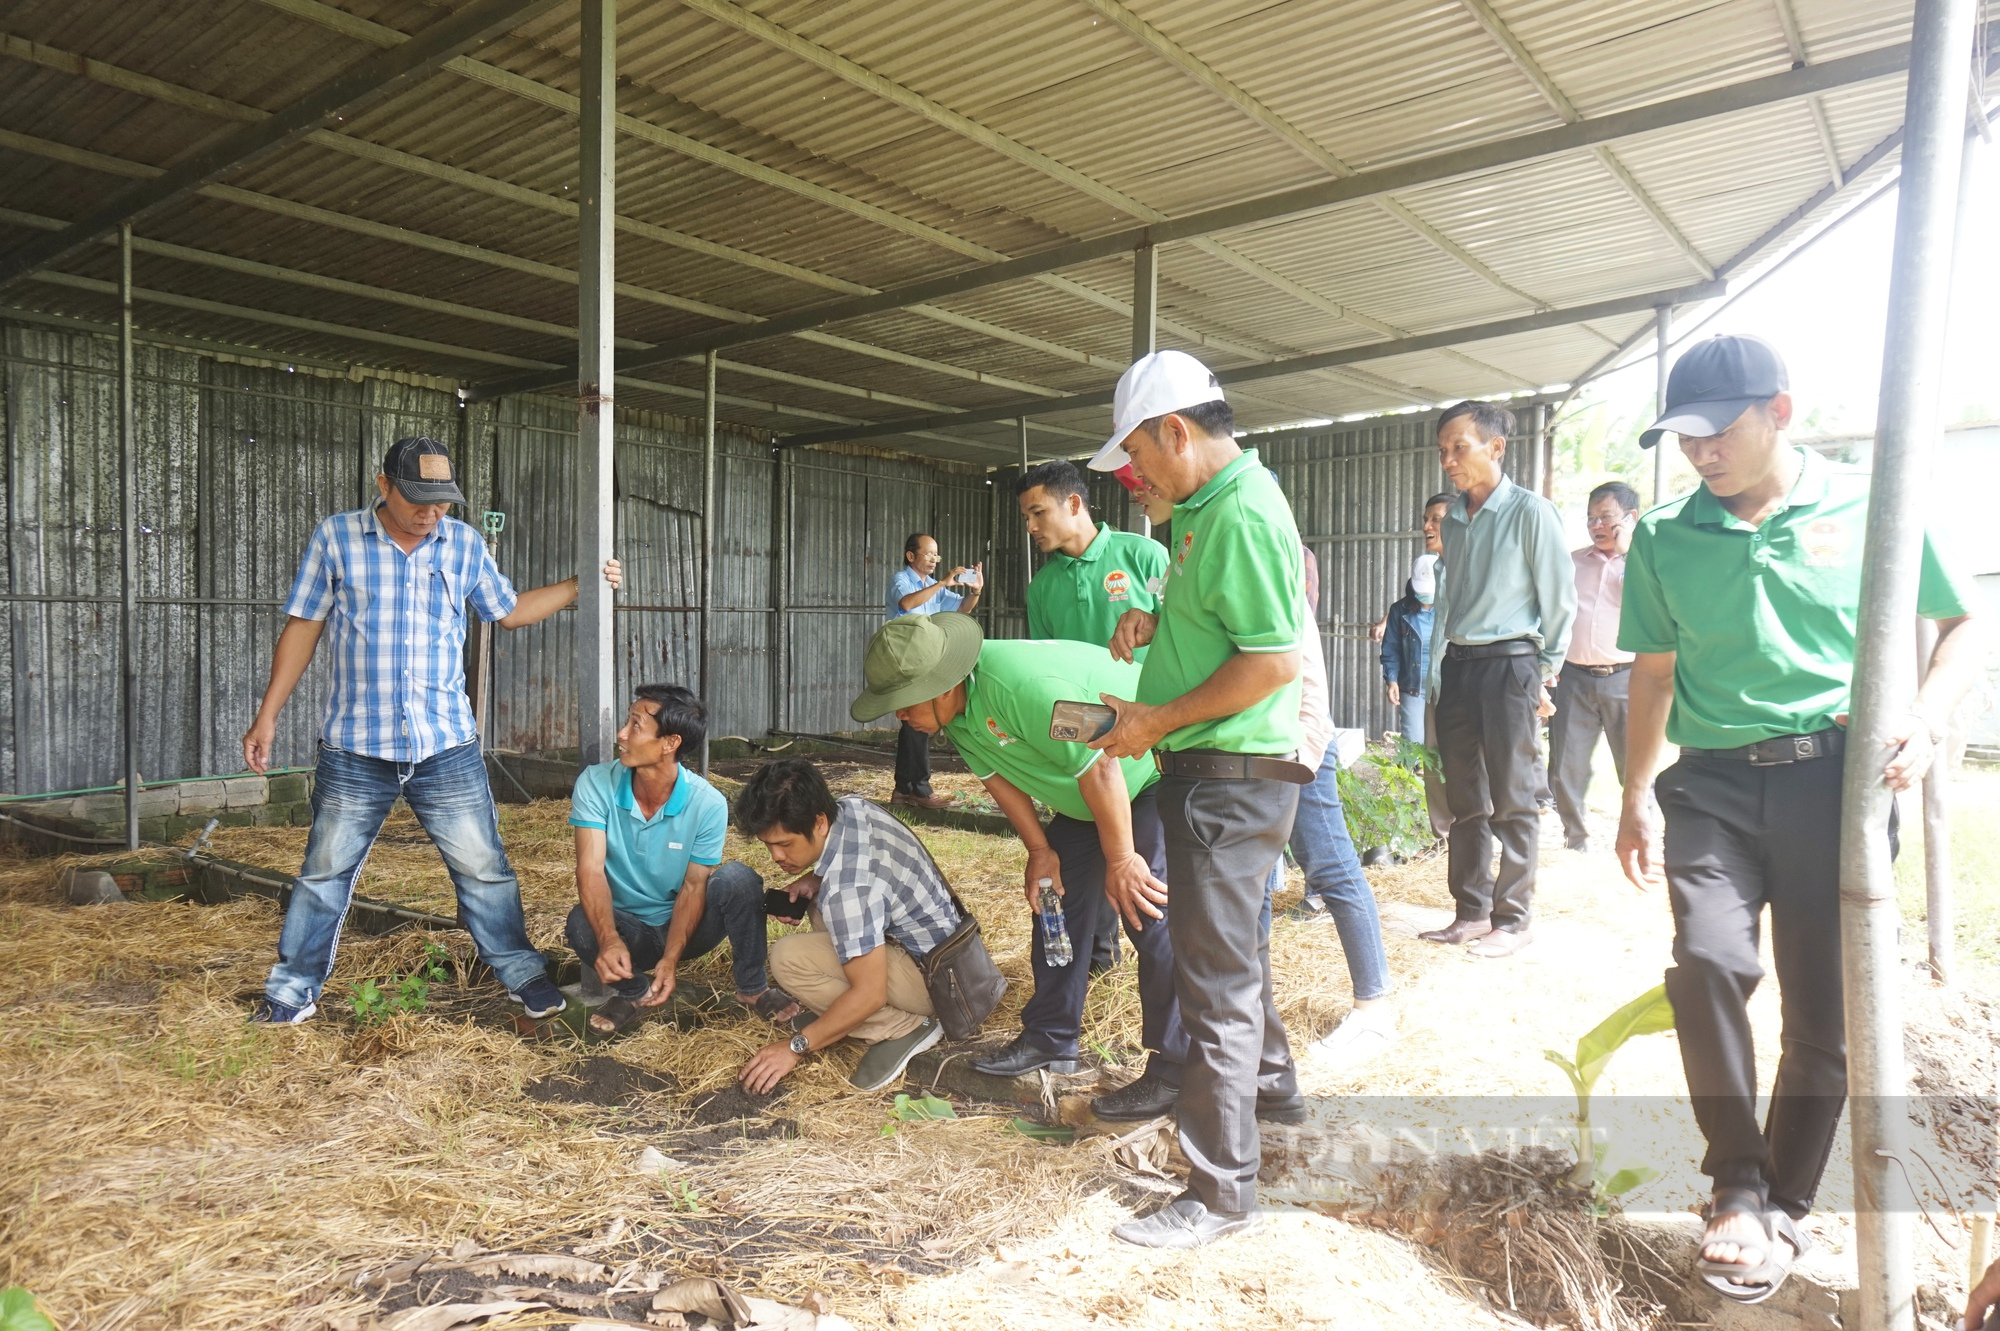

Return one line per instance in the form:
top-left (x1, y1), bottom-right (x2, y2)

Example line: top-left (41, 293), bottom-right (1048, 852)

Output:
top-left (1159, 774), bottom-right (1300, 1214)
top-left (1435, 654), bottom-right (1545, 931)
top-left (1548, 665), bottom-right (1630, 846)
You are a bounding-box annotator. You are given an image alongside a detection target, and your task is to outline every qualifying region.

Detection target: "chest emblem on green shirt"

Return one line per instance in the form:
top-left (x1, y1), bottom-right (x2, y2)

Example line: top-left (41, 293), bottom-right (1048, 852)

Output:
top-left (1177, 531), bottom-right (1193, 567)
top-left (1103, 569), bottom-right (1130, 602)
top-left (985, 716), bottom-right (1017, 745)
top-left (1800, 517), bottom-right (1851, 566)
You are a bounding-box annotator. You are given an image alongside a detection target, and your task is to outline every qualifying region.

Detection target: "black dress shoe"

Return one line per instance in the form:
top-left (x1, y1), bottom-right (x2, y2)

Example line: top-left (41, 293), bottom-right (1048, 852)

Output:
top-left (1417, 917), bottom-right (1494, 945)
top-left (970, 1035), bottom-right (1079, 1078)
top-left (1256, 1093), bottom-right (1307, 1124)
top-left (1091, 1071), bottom-right (1180, 1121)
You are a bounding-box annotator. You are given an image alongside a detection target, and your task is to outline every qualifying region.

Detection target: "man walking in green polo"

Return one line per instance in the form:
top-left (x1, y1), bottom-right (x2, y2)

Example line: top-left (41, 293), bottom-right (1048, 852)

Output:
top-left (1020, 458), bottom-right (1167, 651)
top-left (1087, 350), bottom-right (1311, 1249)
top-left (1616, 334), bottom-right (1986, 1301)
top-left (849, 615), bottom-right (1190, 1106)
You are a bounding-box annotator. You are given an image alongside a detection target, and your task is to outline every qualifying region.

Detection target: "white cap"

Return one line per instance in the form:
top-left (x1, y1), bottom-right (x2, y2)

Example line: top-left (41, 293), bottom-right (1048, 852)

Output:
top-left (1087, 350), bottom-right (1227, 471)
top-left (1410, 553), bottom-right (1437, 597)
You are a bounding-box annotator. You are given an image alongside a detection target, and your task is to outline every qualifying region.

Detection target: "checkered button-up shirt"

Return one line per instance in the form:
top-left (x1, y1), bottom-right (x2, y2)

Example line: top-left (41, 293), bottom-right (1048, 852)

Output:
top-left (282, 506), bottom-right (518, 763)
top-left (813, 796), bottom-right (960, 963)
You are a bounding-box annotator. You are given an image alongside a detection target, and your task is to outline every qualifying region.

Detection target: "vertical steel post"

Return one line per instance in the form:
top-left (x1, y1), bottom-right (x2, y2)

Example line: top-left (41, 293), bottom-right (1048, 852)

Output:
top-left (700, 349), bottom-right (716, 776)
top-left (1526, 401), bottom-right (1546, 498)
top-left (985, 472), bottom-right (999, 639)
top-left (1538, 401), bottom-right (1554, 498)
top-left (1132, 243), bottom-right (1158, 362)
top-left (118, 223), bottom-right (139, 850)
top-left (773, 450), bottom-right (791, 734)
top-left (1019, 417), bottom-right (1031, 614)
top-left (1652, 307), bottom-right (1671, 506)
top-left (1841, 2), bottom-right (1977, 1328)
top-left (1915, 616), bottom-right (1954, 982)
top-left (575, 0), bottom-right (618, 768)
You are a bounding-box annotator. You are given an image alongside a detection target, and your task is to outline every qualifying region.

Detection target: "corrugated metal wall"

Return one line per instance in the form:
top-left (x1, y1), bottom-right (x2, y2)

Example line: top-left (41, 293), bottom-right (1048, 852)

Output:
top-left (1, 319), bottom-right (1548, 793)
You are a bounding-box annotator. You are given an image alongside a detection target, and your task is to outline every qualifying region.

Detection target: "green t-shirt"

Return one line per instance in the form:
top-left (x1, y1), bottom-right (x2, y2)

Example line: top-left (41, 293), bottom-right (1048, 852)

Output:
top-left (1026, 523), bottom-right (1168, 652)
top-left (1619, 446), bottom-right (1976, 749)
top-left (1135, 449), bottom-right (1306, 755)
top-left (944, 639), bottom-right (1160, 822)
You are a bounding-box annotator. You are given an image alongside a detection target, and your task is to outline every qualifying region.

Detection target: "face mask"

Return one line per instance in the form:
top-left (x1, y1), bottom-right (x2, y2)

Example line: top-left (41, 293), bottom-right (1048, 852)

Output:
top-left (1415, 591), bottom-right (1434, 607)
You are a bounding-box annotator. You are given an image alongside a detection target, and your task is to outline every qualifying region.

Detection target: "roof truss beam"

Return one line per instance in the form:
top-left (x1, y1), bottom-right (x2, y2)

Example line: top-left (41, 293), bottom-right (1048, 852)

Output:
top-left (0, 0), bottom-right (565, 290)
top-left (774, 278), bottom-right (1725, 450)
top-left (469, 40), bottom-right (1917, 399)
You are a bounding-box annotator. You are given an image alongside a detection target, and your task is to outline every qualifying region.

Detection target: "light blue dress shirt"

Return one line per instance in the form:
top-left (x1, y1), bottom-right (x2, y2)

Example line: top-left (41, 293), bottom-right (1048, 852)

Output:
top-left (1427, 474), bottom-right (1576, 697)
top-left (886, 566), bottom-right (963, 620)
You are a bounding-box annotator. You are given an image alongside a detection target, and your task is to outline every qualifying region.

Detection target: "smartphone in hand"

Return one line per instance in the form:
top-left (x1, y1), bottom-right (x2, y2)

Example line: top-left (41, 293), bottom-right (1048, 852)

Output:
top-left (1049, 700), bottom-right (1117, 743)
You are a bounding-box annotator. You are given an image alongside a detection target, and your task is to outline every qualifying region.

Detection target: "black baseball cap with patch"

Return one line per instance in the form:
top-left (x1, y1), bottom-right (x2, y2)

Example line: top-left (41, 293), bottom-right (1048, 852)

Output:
top-left (381, 435), bottom-right (466, 504)
top-left (1639, 334), bottom-right (1789, 448)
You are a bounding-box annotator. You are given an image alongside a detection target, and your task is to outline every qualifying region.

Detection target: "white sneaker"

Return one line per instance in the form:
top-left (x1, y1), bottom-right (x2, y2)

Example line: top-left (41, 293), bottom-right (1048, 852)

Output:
top-left (1310, 1006), bottom-right (1397, 1073)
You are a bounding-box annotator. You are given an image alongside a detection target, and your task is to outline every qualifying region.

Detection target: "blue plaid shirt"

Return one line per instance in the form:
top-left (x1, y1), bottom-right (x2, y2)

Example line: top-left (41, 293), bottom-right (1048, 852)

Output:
top-left (282, 506), bottom-right (518, 763)
top-left (813, 796), bottom-right (960, 963)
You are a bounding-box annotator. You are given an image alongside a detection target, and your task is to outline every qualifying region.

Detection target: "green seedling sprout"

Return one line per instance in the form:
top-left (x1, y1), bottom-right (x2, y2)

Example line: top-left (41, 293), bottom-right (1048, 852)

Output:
top-left (1545, 984), bottom-right (1676, 1191)
top-left (0, 1288), bottom-right (57, 1331)
top-left (881, 1093), bottom-right (957, 1136)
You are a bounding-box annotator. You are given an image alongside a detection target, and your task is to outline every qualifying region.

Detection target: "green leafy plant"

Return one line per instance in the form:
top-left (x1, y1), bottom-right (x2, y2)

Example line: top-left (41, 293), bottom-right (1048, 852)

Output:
top-left (1336, 742), bottom-right (1436, 860)
top-left (881, 1093), bottom-right (957, 1136)
top-left (0, 1287), bottom-right (57, 1331)
top-left (1545, 985), bottom-right (1676, 1191)
top-left (1006, 1118), bottom-right (1075, 1143)
top-left (348, 945), bottom-right (451, 1026)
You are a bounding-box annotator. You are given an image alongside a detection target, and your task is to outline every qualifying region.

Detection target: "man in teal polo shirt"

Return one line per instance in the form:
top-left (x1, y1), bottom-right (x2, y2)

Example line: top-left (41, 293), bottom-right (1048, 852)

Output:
top-left (566, 684), bottom-right (795, 1035)
top-left (1087, 351), bottom-right (1311, 1249)
top-left (1615, 335), bottom-right (1986, 1301)
top-left (849, 615), bottom-right (1190, 1112)
top-left (1020, 458), bottom-right (1167, 651)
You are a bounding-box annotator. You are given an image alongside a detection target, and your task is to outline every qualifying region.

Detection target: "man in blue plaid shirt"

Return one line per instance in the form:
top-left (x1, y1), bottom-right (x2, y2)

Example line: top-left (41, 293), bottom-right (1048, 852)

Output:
top-left (243, 436), bottom-right (621, 1024)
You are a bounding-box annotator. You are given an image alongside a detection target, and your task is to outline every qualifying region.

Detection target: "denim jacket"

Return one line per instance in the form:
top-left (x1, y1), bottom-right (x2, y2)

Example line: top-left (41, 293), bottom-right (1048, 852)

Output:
top-left (1380, 598), bottom-right (1432, 694)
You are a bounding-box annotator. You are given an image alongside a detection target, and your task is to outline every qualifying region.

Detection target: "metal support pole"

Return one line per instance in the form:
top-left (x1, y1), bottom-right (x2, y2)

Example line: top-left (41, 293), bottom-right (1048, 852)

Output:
top-left (773, 450), bottom-right (791, 735)
top-left (699, 349), bottom-right (716, 776)
top-left (1019, 417), bottom-right (1031, 608)
top-left (575, 0), bottom-right (617, 768)
top-left (118, 223), bottom-right (138, 851)
top-left (985, 473), bottom-right (999, 639)
top-left (1652, 307), bottom-right (1671, 505)
top-left (1131, 243), bottom-right (1158, 362)
top-left (1527, 401), bottom-right (1547, 498)
top-left (1841, 2), bottom-right (1976, 1328)
top-left (1915, 617), bottom-right (1954, 982)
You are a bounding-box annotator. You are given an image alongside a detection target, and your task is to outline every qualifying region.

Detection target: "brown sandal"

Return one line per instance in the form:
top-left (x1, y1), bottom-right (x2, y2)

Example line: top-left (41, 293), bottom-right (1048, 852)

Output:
top-left (587, 996), bottom-right (642, 1035)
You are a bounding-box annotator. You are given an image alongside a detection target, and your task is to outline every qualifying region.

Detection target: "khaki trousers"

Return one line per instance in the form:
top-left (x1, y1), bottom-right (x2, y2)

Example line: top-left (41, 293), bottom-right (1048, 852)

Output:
top-left (769, 929), bottom-right (933, 1043)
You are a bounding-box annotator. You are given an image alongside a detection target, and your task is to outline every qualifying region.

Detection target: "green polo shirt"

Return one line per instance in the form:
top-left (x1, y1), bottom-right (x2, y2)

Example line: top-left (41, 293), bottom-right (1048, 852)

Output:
top-left (1026, 522), bottom-right (1168, 652)
top-left (944, 639), bottom-right (1159, 822)
top-left (1135, 449), bottom-right (1306, 755)
top-left (1619, 446), bottom-right (1975, 749)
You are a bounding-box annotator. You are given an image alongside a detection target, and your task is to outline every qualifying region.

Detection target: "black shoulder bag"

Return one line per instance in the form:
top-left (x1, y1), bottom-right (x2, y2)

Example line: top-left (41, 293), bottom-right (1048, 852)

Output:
top-left (905, 832), bottom-right (1007, 1041)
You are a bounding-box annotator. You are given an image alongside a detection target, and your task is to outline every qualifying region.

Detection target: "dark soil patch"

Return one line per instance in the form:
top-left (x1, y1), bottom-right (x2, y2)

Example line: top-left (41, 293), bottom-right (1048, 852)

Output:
top-left (525, 1055), bottom-right (679, 1106)
top-left (77, 977), bottom-right (160, 1007)
top-left (685, 1083), bottom-right (789, 1126)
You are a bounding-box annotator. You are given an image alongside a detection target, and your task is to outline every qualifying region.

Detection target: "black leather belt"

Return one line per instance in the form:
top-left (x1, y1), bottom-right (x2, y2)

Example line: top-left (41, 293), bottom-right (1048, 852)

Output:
top-left (1444, 637), bottom-right (1537, 660)
top-left (1157, 749), bottom-right (1315, 785)
top-left (1567, 662), bottom-right (1632, 677)
top-left (1683, 728), bottom-right (1844, 766)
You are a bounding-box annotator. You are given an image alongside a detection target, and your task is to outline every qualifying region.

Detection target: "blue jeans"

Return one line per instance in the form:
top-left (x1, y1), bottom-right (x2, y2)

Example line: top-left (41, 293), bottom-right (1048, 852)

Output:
top-left (564, 861), bottom-right (771, 999)
top-left (266, 740), bottom-right (546, 1008)
top-left (1262, 746), bottom-right (1391, 1001)
top-left (1397, 691), bottom-right (1426, 745)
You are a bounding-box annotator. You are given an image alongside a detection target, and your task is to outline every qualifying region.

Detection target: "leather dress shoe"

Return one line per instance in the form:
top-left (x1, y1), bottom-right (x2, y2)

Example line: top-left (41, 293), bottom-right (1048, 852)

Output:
top-left (971, 1035), bottom-right (1079, 1078)
top-left (1090, 1071), bottom-right (1179, 1121)
top-left (1113, 1194), bottom-right (1262, 1249)
top-left (891, 790), bottom-right (953, 810)
top-left (1467, 926), bottom-right (1533, 958)
top-left (1256, 1093), bottom-right (1307, 1124)
top-left (1418, 917), bottom-right (1494, 945)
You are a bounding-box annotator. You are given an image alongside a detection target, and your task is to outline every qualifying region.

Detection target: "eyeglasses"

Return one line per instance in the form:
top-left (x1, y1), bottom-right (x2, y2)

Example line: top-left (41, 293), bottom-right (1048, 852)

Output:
top-left (1586, 514), bottom-right (1634, 529)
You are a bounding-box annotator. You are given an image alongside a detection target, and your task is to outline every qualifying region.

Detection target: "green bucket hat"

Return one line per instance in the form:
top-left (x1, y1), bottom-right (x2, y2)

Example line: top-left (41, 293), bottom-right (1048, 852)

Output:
top-left (850, 613), bottom-right (984, 723)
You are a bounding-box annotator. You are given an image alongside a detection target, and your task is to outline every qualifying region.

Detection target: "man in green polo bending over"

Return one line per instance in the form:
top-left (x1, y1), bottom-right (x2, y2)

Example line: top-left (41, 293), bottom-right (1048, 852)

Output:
top-left (849, 613), bottom-right (1188, 1105)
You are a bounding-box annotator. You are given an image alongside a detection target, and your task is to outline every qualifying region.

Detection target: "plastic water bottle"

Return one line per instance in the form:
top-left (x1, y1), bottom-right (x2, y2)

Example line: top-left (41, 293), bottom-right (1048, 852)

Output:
top-left (1035, 879), bottom-right (1073, 967)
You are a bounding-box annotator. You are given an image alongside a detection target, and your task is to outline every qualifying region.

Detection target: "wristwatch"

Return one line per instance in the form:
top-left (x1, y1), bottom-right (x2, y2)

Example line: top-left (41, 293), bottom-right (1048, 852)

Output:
top-left (789, 1032), bottom-right (811, 1056)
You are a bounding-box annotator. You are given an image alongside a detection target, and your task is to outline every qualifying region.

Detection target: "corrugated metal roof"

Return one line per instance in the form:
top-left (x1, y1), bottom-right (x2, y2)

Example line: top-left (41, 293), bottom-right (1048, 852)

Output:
top-left (0, 0), bottom-right (1954, 464)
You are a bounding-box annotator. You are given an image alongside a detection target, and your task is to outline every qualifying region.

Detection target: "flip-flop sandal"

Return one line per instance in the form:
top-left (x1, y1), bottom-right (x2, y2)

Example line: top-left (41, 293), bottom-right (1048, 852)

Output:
top-left (1696, 1190), bottom-right (1803, 1304)
top-left (587, 996), bottom-right (643, 1035)
top-left (745, 986), bottom-right (802, 1024)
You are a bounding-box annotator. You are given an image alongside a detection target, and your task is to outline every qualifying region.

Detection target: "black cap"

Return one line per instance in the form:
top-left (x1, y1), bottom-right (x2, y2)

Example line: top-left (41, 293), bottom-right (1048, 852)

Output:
top-left (1639, 334), bottom-right (1789, 448)
top-left (381, 436), bottom-right (466, 504)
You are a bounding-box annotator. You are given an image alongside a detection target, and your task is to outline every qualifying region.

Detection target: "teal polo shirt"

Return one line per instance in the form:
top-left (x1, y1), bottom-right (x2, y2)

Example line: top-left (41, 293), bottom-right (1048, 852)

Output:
top-left (568, 761), bottom-right (729, 925)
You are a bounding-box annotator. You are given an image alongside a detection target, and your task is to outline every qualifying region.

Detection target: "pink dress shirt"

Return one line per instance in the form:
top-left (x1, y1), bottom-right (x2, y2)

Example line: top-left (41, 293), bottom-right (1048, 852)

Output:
top-left (1566, 546), bottom-right (1632, 667)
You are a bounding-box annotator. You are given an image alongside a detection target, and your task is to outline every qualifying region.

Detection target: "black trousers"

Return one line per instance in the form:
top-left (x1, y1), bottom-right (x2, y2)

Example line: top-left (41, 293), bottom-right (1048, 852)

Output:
top-left (1435, 653), bottom-right (1545, 930)
top-left (895, 720), bottom-right (932, 795)
top-left (1159, 774), bottom-right (1300, 1214)
top-left (1658, 754), bottom-right (1892, 1218)
top-left (1016, 792), bottom-right (1187, 1072)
